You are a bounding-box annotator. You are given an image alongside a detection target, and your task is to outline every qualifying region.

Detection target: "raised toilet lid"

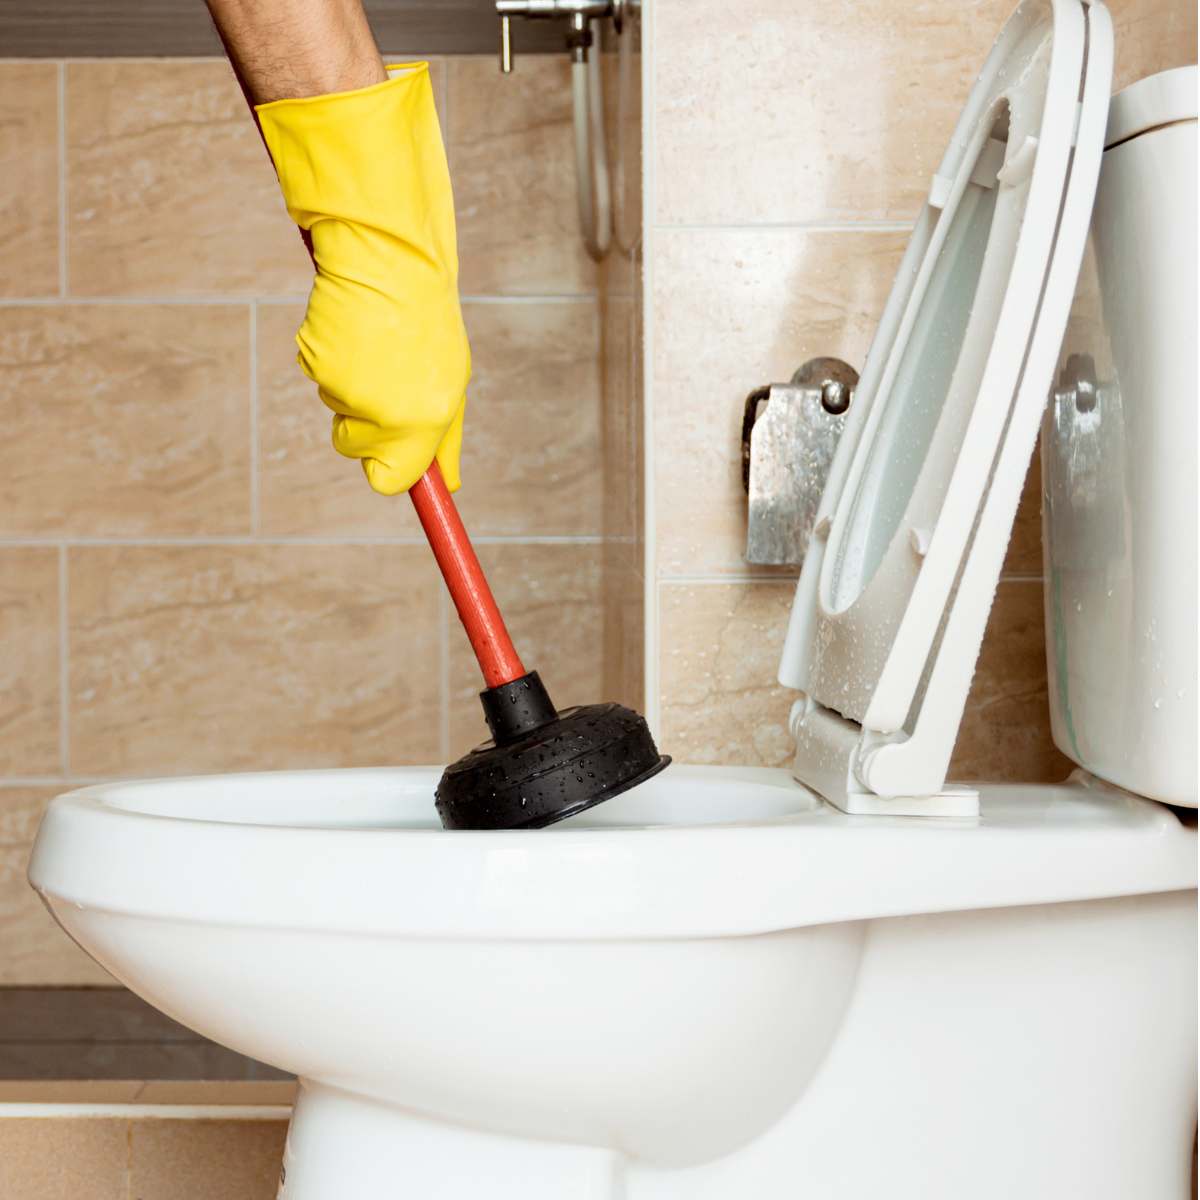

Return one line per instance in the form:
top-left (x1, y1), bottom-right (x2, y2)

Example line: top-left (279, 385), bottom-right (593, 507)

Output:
top-left (778, 0), bottom-right (1114, 815)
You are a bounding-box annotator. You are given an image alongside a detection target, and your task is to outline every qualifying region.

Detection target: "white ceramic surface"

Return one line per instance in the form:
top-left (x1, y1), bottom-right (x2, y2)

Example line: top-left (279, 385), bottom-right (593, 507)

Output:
top-left (1044, 66), bottom-right (1198, 806)
top-left (28, 765), bottom-right (1198, 1198)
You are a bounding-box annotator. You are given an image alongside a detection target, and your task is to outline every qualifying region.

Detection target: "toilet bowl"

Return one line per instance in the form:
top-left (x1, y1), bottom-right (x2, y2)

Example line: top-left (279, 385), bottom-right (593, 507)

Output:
top-left (29, 2), bottom-right (1198, 1197)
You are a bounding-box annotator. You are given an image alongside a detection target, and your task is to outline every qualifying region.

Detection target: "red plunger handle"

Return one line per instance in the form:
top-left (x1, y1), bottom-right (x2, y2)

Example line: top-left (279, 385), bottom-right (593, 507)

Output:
top-left (409, 463), bottom-right (527, 689)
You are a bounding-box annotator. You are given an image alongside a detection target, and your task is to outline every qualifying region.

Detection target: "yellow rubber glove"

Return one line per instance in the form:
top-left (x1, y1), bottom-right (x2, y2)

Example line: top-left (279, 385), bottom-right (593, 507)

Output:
top-left (256, 64), bottom-right (470, 495)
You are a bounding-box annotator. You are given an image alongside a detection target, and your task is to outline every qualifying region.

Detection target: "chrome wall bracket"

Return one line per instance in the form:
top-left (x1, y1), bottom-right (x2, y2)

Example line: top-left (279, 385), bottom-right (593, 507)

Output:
top-left (742, 357), bottom-right (858, 567)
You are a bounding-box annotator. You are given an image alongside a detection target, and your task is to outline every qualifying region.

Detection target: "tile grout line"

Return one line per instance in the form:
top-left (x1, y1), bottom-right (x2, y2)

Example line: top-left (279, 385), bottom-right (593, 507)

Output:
top-left (56, 61), bottom-right (67, 297)
top-left (0, 535), bottom-right (610, 547)
top-left (0, 293), bottom-right (599, 308)
top-left (653, 220), bottom-right (914, 234)
top-left (0, 777), bottom-right (115, 788)
top-left (641, 0), bottom-right (659, 733)
top-left (249, 303), bottom-right (260, 535)
top-left (57, 545), bottom-right (70, 777)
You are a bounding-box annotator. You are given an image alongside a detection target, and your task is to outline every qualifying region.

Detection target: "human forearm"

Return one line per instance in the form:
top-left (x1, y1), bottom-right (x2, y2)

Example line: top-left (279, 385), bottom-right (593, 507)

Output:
top-left (204, 0), bottom-right (386, 103)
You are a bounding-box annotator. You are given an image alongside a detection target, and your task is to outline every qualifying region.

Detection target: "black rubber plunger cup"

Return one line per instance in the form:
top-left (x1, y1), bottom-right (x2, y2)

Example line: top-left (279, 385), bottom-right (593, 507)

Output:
top-left (409, 464), bottom-right (669, 830)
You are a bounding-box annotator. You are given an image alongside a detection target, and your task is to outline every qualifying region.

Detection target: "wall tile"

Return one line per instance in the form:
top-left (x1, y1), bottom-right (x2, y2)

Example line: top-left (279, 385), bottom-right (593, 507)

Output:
top-left (447, 56), bottom-right (596, 295)
top-left (659, 582), bottom-right (796, 767)
top-left (659, 578), bottom-right (1068, 781)
top-left (259, 299), bottom-right (602, 538)
top-left (68, 545), bottom-right (440, 776)
top-left (0, 304), bottom-right (250, 536)
top-left (600, 293), bottom-right (636, 542)
top-left (950, 580), bottom-right (1072, 782)
top-left (1003, 445), bottom-right (1044, 577)
top-left (256, 303), bottom-right (415, 537)
top-left (602, 539), bottom-right (644, 711)
top-left (130, 1119), bottom-right (286, 1199)
top-left (0, 549), bottom-right (60, 776)
top-left (455, 300), bottom-right (603, 536)
top-left (652, 228), bottom-right (906, 577)
top-left (447, 544), bottom-right (604, 752)
top-left (66, 61), bottom-right (310, 297)
top-left (1109, 0), bottom-right (1198, 90)
top-left (0, 63), bottom-right (59, 298)
top-left (0, 1119), bottom-right (128, 1200)
top-left (0, 788), bottom-right (115, 985)
top-left (652, 0), bottom-right (1013, 226)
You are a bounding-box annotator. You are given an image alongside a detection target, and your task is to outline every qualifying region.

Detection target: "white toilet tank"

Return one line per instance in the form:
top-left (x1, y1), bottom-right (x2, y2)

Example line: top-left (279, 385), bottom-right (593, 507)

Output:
top-left (1043, 66), bottom-right (1197, 807)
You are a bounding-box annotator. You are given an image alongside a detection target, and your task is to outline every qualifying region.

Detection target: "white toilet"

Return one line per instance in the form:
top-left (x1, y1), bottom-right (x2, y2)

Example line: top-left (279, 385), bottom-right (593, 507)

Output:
top-left (29, 2), bottom-right (1197, 1198)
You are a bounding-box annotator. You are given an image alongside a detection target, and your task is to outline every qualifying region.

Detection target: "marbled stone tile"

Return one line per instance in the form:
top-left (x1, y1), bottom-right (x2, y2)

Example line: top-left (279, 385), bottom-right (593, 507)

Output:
top-left (447, 55), bottom-right (596, 296)
top-left (1003, 444), bottom-right (1044, 578)
top-left (0, 549), bottom-right (60, 776)
top-left (658, 581), bottom-right (796, 767)
top-left (949, 579), bottom-right (1072, 783)
top-left (652, 0), bottom-right (1014, 226)
top-left (0, 304), bottom-right (250, 536)
top-left (455, 299), bottom-right (602, 536)
top-left (600, 293), bottom-right (637, 543)
top-left (652, 228), bottom-right (906, 578)
top-left (65, 60), bottom-right (310, 297)
top-left (256, 302), bottom-right (416, 537)
top-left (0, 1119), bottom-right (128, 1200)
top-left (130, 1120), bottom-right (287, 1200)
top-left (258, 299), bottom-right (602, 537)
top-left (602, 539), bottom-right (644, 712)
top-left (1108, 0), bottom-right (1198, 90)
top-left (0, 789), bottom-right (114, 985)
top-left (446, 543), bottom-right (605, 754)
top-left (68, 545), bottom-right (441, 776)
top-left (0, 63), bottom-right (59, 298)
top-left (659, 578), bottom-right (1069, 783)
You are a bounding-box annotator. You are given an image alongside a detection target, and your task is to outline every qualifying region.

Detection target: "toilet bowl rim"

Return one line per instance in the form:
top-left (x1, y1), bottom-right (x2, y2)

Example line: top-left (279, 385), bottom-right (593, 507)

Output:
top-left (28, 768), bottom-right (1196, 942)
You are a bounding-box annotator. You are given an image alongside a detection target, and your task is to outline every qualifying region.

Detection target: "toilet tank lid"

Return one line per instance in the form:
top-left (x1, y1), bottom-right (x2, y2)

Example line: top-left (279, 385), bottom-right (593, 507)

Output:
top-left (1106, 65), bottom-right (1197, 148)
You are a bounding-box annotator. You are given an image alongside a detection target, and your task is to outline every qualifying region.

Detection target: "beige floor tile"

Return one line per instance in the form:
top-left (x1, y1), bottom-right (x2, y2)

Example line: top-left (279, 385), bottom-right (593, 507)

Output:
top-left (0, 305), bottom-right (250, 536)
top-left (0, 63), bottom-right (59, 298)
top-left (0, 787), bottom-right (114, 985)
top-left (652, 228), bottom-right (906, 578)
top-left (950, 580), bottom-right (1072, 783)
top-left (448, 56), bottom-right (597, 296)
top-left (652, 0), bottom-right (1014, 226)
top-left (66, 60), bottom-right (310, 297)
top-left (447, 544), bottom-right (605, 753)
top-left (129, 1119), bottom-right (287, 1200)
top-left (68, 545), bottom-right (441, 776)
top-left (659, 582), bottom-right (796, 767)
top-left (454, 300), bottom-right (603, 536)
top-left (1109, 0), bottom-right (1198, 90)
top-left (0, 549), bottom-right (60, 775)
top-left (0, 1118), bottom-right (129, 1199)
top-left (0, 1081), bottom-right (142, 1104)
top-left (256, 302), bottom-right (420, 537)
top-left (132, 1080), bottom-right (297, 1106)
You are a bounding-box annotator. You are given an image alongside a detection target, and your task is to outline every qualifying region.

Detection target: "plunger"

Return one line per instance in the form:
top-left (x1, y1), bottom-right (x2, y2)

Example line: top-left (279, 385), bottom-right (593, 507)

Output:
top-left (226, 70), bottom-right (667, 828)
top-left (409, 464), bottom-right (669, 829)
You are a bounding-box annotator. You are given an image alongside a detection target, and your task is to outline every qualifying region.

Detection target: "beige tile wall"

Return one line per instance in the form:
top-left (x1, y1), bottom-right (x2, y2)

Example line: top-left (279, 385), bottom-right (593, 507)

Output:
top-left (0, 54), bottom-right (614, 984)
top-left (646, 0), bottom-right (1197, 777)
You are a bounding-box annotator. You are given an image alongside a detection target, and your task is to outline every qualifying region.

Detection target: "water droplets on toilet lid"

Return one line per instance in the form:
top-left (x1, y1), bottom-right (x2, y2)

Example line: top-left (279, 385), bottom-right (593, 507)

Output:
top-left (777, 0), bottom-right (1114, 815)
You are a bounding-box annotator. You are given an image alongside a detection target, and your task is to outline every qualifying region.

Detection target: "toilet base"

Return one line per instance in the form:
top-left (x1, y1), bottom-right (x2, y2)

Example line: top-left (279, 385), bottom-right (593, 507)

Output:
top-left (280, 1084), bottom-right (623, 1200)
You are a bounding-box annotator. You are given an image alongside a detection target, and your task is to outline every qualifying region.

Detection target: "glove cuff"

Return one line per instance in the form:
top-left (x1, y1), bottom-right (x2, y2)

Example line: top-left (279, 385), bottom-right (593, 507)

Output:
top-left (255, 63), bottom-right (455, 256)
